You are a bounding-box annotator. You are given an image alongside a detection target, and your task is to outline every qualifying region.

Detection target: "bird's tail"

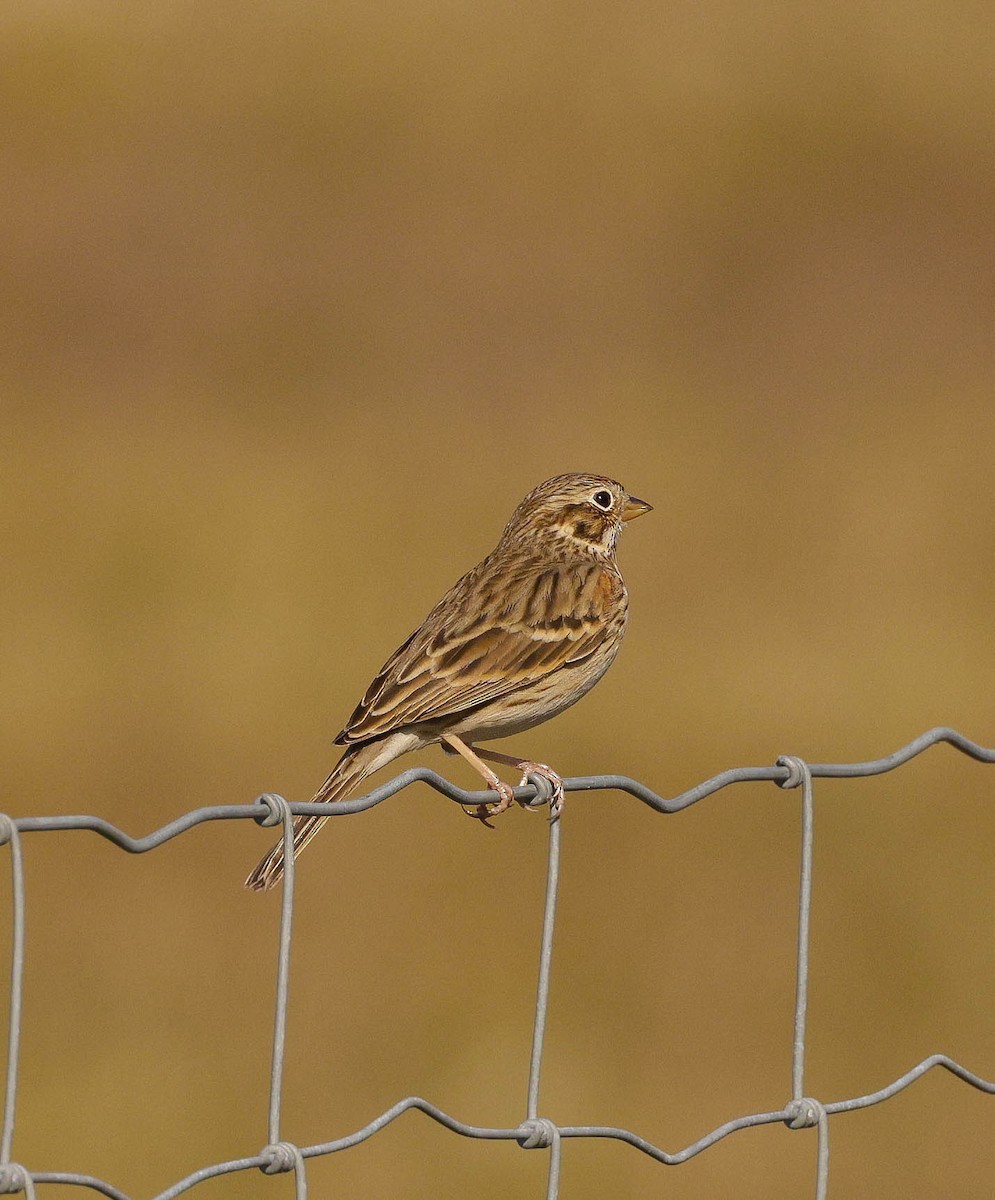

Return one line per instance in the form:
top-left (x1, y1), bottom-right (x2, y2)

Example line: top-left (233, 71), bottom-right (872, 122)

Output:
top-left (244, 746), bottom-right (371, 892)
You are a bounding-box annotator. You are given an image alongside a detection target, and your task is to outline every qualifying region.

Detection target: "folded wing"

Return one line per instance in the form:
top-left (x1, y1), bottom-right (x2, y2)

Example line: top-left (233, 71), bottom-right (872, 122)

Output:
top-left (335, 561), bottom-right (624, 744)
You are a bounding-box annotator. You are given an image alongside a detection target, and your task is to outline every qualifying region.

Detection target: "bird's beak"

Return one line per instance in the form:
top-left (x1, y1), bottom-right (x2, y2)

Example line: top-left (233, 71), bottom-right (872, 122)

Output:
top-left (621, 495), bottom-right (653, 522)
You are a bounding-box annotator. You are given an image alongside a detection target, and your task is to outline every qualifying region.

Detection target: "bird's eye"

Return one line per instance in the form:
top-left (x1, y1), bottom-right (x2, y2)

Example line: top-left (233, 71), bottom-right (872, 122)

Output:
top-left (591, 490), bottom-right (613, 510)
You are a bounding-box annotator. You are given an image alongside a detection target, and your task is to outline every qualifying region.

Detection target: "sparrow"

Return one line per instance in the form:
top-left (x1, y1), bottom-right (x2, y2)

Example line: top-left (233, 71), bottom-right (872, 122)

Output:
top-left (245, 472), bottom-right (651, 890)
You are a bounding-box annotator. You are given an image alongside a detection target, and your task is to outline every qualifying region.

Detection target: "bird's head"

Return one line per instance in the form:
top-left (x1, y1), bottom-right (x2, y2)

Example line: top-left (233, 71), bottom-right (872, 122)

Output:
top-left (500, 473), bottom-right (652, 560)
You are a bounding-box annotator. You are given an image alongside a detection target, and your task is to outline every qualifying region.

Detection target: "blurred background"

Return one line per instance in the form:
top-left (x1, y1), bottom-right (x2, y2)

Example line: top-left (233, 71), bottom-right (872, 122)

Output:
top-left (2, 1), bottom-right (994, 1196)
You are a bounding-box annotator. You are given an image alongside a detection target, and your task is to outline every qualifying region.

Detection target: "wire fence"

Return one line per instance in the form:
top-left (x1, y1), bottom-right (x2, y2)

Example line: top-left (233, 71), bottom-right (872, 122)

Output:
top-left (1, 725), bottom-right (994, 1198)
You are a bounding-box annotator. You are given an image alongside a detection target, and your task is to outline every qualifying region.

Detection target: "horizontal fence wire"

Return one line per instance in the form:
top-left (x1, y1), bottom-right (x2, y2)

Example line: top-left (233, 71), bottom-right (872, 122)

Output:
top-left (1, 725), bottom-right (994, 1198)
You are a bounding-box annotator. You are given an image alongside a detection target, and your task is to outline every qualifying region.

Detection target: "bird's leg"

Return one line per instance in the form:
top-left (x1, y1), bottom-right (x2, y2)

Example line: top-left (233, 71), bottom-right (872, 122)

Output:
top-left (440, 734), bottom-right (517, 824)
top-left (462, 746), bottom-right (565, 818)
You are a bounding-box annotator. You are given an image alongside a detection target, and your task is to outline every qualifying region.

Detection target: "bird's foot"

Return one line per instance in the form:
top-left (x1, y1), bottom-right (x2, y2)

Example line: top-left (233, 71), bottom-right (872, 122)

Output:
top-left (517, 761), bottom-right (564, 819)
top-left (463, 777), bottom-right (517, 827)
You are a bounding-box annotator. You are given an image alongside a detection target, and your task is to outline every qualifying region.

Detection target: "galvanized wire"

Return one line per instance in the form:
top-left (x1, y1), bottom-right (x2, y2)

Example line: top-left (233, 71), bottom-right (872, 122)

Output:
top-left (253, 792), bottom-right (307, 1200)
top-left (0, 817), bottom-right (25, 1166)
top-left (776, 754), bottom-right (815, 1105)
top-left (1, 725), bottom-right (994, 1199)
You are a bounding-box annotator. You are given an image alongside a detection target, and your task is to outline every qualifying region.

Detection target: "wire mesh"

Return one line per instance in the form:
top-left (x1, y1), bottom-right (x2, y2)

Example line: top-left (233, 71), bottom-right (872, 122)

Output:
top-left (1, 725), bottom-right (994, 1199)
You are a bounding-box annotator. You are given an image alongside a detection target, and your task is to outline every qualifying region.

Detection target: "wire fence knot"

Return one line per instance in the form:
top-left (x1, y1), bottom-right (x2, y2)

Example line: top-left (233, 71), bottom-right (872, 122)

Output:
top-left (0, 815), bottom-right (15, 848)
top-left (517, 1117), bottom-right (558, 1149)
top-left (253, 793), bottom-right (292, 829)
top-left (776, 754), bottom-right (810, 790)
top-left (522, 772), bottom-right (554, 809)
top-left (259, 1141), bottom-right (304, 1175)
top-left (785, 1097), bottom-right (826, 1129)
top-left (0, 1163), bottom-right (30, 1194)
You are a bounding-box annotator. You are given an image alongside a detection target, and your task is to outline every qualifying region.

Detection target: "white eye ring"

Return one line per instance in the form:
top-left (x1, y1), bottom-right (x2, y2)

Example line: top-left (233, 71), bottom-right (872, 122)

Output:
top-left (591, 489), bottom-right (613, 511)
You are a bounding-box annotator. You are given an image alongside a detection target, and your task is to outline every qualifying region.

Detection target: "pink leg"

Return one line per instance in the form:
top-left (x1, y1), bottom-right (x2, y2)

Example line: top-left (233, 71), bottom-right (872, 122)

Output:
top-left (441, 735), bottom-right (517, 824)
top-left (460, 746), bottom-right (565, 818)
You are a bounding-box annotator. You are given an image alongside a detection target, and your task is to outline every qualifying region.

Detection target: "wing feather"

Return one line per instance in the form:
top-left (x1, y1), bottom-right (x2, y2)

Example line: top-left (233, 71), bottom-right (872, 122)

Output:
top-left (335, 561), bottom-right (622, 745)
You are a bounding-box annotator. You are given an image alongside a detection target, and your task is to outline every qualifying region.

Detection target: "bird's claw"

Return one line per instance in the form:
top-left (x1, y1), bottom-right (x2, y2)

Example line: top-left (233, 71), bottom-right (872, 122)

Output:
top-left (463, 777), bottom-right (517, 827)
top-left (461, 764), bottom-right (563, 824)
top-left (517, 762), bottom-right (564, 819)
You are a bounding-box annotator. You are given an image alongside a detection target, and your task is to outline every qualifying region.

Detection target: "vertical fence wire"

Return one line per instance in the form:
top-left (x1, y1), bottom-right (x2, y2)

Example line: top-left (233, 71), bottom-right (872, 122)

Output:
top-left (256, 794), bottom-right (308, 1200)
top-left (776, 757), bottom-right (827, 1200)
top-left (0, 816), bottom-right (25, 1164)
top-left (525, 813), bottom-right (564, 1200)
top-left (777, 756), bottom-right (815, 1103)
top-left (526, 815), bottom-right (561, 1122)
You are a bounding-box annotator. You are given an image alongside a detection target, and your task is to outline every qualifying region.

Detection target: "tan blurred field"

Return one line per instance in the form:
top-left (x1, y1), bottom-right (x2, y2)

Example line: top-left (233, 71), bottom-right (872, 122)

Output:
top-left (2, 2), bottom-right (995, 1197)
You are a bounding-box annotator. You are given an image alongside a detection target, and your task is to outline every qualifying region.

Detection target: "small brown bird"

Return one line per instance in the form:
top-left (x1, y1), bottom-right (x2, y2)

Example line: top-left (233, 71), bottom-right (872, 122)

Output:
top-left (245, 472), bottom-right (652, 891)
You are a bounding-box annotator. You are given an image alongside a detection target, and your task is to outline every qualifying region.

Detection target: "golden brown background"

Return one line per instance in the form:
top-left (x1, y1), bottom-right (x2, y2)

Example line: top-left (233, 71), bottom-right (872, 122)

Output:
top-left (3, 2), bottom-right (994, 1197)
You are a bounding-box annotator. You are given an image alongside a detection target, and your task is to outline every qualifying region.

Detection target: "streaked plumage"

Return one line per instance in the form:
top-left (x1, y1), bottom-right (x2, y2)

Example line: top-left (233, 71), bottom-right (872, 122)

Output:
top-left (245, 472), bottom-right (651, 891)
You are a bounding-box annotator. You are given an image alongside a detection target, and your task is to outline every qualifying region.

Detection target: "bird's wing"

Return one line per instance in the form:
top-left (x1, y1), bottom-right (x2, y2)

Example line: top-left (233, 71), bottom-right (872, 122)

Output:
top-left (335, 560), bottom-right (624, 744)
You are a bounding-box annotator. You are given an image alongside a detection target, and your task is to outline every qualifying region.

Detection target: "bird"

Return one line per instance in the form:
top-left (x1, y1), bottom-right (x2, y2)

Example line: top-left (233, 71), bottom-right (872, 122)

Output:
top-left (245, 472), bottom-right (652, 891)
